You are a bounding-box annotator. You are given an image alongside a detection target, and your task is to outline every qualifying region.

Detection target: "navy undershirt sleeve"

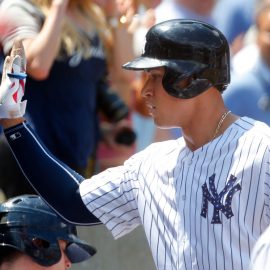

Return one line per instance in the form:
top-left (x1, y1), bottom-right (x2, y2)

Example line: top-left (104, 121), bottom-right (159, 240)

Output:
top-left (4, 122), bottom-right (101, 225)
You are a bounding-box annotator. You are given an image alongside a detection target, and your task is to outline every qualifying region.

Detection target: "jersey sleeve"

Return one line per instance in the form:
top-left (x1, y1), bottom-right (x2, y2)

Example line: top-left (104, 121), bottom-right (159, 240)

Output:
top-left (0, 0), bottom-right (42, 54)
top-left (80, 153), bottom-right (143, 239)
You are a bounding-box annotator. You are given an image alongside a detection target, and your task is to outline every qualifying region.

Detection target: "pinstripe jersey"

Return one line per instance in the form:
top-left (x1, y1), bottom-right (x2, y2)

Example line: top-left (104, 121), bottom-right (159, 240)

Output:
top-left (250, 224), bottom-right (270, 270)
top-left (80, 117), bottom-right (270, 270)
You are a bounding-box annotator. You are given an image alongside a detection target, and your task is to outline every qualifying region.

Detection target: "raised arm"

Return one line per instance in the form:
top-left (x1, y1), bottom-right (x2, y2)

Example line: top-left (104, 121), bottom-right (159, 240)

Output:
top-left (0, 40), bottom-right (100, 225)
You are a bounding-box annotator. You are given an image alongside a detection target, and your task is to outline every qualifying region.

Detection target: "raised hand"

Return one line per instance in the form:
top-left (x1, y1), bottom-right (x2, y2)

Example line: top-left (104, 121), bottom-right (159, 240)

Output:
top-left (0, 40), bottom-right (27, 119)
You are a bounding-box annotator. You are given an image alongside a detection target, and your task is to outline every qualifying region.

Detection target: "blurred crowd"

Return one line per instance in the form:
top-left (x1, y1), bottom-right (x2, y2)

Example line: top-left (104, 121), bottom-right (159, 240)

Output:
top-left (0, 0), bottom-right (267, 200)
top-left (1, 0), bottom-right (270, 269)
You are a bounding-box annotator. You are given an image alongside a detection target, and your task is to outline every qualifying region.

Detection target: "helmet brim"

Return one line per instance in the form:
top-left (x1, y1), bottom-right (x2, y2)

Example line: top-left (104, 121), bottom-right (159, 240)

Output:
top-left (122, 57), bottom-right (165, 70)
top-left (122, 56), bottom-right (207, 74)
top-left (65, 239), bottom-right (96, 264)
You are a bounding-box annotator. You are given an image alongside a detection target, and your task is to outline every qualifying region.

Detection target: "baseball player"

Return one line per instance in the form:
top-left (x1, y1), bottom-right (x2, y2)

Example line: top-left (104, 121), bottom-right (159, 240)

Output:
top-left (0, 194), bottom-right (96, 270)
top-left (0, 19), bottom-right (270, 270)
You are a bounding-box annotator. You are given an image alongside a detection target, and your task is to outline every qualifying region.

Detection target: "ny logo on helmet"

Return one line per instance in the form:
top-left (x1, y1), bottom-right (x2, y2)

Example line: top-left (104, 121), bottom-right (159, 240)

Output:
top-left (200, 173), bottom-right (241, 224)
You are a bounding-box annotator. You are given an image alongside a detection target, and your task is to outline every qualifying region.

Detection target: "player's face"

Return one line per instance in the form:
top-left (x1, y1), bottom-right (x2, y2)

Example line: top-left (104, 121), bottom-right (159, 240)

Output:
top-left (141, 68), bottom-right (195, 128)
top-left (4, 240), bottom-right (71, 270)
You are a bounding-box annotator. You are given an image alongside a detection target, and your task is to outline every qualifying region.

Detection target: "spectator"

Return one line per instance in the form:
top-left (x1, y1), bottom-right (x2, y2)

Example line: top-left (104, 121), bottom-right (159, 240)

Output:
top-left (0, 0), bottom-right (132, 198)
top-left (155, 0), bottom-right (216, 24)
top-left (223, 1), bottom-right (270, 126)
top-left (93, 0), bottom-right (138, 169)
top-left (230, 0), bottom-right (269, 75)
top-left (213, 0), bottom-right (256, 55)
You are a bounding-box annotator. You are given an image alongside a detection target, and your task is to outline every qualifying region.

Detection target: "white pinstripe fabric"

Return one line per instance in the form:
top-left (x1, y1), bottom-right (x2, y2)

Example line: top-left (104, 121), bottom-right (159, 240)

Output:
top-left (80, 117), bottom-right (270, 270)
top-left (250, 224), bottom-right (270, 270)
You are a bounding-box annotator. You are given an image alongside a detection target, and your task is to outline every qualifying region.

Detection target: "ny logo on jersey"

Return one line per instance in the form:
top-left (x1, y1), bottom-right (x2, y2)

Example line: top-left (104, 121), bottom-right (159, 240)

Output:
top-left (200, 174), bottom-right (241, 224)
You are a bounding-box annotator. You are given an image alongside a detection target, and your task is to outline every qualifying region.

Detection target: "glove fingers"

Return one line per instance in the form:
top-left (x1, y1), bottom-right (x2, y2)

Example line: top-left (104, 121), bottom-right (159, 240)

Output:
top-left (11, 55), bottom-right (22, 74)
top-left (0, 56), bottom-right (12, 102)
top-left (2, 55), bottom-right (11, 83)
top-left (0, 55), bottom-right (24, 104)
top-left (10, 39), bottom-right (26, 72)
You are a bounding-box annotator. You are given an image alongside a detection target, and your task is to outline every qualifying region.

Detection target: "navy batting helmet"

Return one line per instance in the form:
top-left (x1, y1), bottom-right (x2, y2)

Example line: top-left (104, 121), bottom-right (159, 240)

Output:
top-left (0, 195), bottom-right (96, 266)
top-left (123, 19), bottom-right (230, 99)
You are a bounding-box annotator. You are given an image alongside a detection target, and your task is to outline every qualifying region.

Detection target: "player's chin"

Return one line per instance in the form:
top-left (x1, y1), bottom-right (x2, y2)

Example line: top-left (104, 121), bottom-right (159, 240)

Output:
top-left (155, 118), bottom-right (178, 129)
top-left (152, 112), bottom-right (175, 127)
top-left (154, 119), bottom-right (169, 128)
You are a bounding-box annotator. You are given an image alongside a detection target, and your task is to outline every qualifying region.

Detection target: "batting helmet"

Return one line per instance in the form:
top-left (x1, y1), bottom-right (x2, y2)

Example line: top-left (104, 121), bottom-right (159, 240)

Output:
top-left (0, 195), bottom-right (96, 266)
top-left (123, 19), bottom-right (230, 99)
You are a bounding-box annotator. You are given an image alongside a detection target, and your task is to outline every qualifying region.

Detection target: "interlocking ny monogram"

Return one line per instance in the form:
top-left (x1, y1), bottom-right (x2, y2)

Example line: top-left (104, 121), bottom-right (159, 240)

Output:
top-left (200, 174), bottom-right (241, 224)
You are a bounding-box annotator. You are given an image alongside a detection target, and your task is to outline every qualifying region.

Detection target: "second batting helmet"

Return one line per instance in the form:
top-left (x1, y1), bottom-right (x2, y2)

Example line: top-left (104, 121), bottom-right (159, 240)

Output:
top-left (0, 195), bottom-right (96, 266)
top-left (123, 19), bottom-right (230, 99)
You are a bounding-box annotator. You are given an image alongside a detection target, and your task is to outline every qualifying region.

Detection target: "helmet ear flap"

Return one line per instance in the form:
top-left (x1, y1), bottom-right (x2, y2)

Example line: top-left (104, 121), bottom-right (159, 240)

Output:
top-left (0, 230), bottom-right (62, 267)
top-left (25, 236), bottom-right (62, 266)
top-left (162, 67), bottom-right (213, 99)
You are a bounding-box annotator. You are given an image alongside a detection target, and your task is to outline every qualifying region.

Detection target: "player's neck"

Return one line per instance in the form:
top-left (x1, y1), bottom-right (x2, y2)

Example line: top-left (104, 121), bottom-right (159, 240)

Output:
top-left (183, 110), bottom-right (239, 151)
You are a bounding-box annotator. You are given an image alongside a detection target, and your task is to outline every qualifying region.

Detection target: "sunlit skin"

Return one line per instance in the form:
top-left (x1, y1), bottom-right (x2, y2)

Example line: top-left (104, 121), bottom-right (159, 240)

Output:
top-left (141, 68), bottom-right (239, 151)
top-left (0, 240), bottom-right (71, 270)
